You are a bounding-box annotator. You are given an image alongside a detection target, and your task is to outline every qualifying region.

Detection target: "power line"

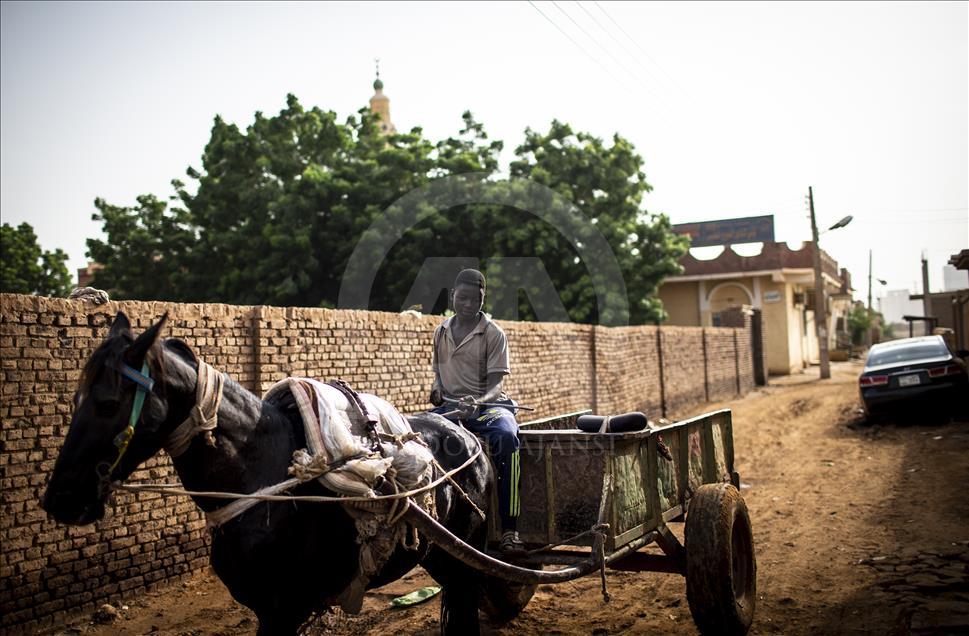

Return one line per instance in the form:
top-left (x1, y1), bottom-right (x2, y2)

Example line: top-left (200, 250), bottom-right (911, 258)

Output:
top-left (593, 1), bottom-right (689, 98)
top-left (574, 1), bottom-right (670, 95)
top-left (549, 1), bottom-right (662, 102)
top-left (526, 1), bottom-right (627, 88)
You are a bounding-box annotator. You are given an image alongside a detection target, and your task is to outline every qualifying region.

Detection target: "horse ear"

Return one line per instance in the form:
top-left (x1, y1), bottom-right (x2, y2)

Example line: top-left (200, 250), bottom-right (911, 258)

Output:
top-left (109, 311), bottom-right (132, 338)
top-left (124, 313), bottom-right (169, 366)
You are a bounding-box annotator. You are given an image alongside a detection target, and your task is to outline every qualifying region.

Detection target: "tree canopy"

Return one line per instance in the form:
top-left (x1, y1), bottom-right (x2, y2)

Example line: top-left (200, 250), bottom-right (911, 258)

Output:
top-left (87, 95), bottom-right (688, 324)
top-left (0, 222), bottom-right (73, 297)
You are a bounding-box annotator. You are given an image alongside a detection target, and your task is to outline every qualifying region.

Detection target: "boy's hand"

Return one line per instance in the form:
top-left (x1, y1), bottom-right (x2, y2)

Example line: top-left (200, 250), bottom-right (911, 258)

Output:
top-left (455, 395), bottom-right (478, 419)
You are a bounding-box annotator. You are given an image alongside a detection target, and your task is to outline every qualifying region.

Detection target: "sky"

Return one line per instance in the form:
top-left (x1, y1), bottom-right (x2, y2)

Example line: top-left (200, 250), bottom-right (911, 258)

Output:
top-left (2, 1), bottom-right (967, 302)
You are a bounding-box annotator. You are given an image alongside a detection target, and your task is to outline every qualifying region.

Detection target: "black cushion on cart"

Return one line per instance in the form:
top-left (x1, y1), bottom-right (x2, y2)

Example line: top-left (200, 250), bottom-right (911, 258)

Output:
top-left (577, 412), bottom-right (648, 433)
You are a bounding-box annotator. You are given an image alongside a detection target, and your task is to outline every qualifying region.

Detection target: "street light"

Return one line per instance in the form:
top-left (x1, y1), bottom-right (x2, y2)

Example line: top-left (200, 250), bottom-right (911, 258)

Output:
top-left (808, 187), bottom-right (851, 379)
top-left (828, 215), bottom-right (854, 231)
top-left (867, 254), bottom-right (888, 347)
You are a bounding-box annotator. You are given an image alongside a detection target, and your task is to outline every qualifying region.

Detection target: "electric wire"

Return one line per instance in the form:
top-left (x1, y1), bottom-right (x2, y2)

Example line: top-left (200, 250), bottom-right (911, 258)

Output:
top-left (593, 1), bottom-right (689, 97)
top-left (526, 1), bottom-right (627, 89)
top-left (550, 1), bottom-right (662, 102)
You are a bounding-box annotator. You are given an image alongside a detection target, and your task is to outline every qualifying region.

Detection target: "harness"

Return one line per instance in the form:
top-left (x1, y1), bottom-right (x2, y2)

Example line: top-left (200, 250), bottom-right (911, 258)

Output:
top-left (97, 357), bottom-right (225, 493)
top-left (98, 361), bottom-right (154, 485)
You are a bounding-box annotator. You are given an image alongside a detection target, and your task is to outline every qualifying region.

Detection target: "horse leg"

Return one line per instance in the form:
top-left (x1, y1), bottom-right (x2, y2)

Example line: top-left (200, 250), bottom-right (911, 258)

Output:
top-left (440, 583), bottom-right (481, 636)
top-left (255, 608), bottom-right (304, 636)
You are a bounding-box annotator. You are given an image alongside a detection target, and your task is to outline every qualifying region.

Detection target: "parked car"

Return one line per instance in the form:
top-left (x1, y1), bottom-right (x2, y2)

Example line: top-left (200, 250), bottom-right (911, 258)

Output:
top-left (859, 335), bottom-right (968, 420)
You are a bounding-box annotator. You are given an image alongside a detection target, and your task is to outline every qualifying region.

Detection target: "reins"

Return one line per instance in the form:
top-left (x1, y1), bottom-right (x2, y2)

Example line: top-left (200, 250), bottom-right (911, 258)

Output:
top-left (103, 353), bottom-right (485, 528)
top-left (112, 441), bottom-right (482, 518)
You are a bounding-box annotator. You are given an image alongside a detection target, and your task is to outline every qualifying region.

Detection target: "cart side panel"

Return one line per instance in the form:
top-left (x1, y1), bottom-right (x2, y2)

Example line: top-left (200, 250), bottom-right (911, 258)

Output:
top-left (551, 451), bottom-right (605, 540)
top-left (655, 432), bottom-right (681, 512)
top-left (517, 444), bottom-right (551, 543)
top-left (688, 425), bottom-right (704, 495)
top-left (612, 442), bottom-right (650, 539)
top-left (710, 413), bottom-right (730, 481)
top-left (516, 437), bottom-right (606, 547)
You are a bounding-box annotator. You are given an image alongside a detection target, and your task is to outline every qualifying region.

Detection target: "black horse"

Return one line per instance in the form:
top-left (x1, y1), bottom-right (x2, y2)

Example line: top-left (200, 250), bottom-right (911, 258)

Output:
top-left (41, 312), bottom-right (529, 634)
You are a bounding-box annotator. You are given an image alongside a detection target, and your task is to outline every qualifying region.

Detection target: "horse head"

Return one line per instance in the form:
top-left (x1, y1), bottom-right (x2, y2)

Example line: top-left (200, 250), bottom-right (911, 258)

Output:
top-left (42, 311), bottom-right (172, 525)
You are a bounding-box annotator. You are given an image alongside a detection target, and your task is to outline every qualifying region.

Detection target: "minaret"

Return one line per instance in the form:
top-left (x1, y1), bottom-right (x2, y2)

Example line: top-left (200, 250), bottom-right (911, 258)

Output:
top-left (369, 60), bottom-right (396, 135)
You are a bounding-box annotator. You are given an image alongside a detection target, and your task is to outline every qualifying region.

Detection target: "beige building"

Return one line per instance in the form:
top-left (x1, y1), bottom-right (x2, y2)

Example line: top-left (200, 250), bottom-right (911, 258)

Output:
top-left (658, 241), bottom-right (853, 375)
top-left (369, 73), bottom-right (396, 135)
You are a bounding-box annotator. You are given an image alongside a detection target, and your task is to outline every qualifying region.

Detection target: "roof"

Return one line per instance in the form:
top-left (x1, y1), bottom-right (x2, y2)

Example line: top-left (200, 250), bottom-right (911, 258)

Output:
top-left (948, 249), bottom-right (969, 270)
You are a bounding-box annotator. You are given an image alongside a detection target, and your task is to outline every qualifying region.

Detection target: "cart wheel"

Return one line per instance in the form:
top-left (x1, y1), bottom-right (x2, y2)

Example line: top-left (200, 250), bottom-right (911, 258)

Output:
top-left (685, 483), bottom-right (756, 635)
top-left (478, 575), bottom-right (536, 624)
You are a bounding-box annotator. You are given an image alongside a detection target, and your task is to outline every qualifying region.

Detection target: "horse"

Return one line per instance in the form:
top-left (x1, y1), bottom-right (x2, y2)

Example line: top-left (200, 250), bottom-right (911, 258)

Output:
top-left (41, 311), bottom-right (532, 634)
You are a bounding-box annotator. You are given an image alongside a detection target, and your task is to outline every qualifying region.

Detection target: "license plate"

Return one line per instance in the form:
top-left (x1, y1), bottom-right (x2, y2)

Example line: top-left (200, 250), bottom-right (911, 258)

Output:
top-left (898, 374), bottom-right (921, 387)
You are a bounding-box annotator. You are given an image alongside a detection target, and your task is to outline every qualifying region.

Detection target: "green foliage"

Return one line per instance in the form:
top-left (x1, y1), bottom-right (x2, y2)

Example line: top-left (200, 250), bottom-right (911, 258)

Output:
top-left (87, 96), bottom-right (688, 324)
top-left (507, 121), bottom-right (689, 324)
top-left (0, 222), bottom-right (73, 297)
top-left (847, 304), bottom-right (873, 345)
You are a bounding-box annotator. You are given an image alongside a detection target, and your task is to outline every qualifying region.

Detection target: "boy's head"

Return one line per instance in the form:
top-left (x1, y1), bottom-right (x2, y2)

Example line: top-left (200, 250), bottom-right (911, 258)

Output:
top-left (452, 269), bottom-right (485, 318)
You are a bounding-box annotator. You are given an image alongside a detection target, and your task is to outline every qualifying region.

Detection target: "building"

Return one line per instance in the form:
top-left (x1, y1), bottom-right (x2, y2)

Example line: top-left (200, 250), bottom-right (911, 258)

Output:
top-left (658, 240), bottom-right (853, 375)
top-left (943, 264), bottom-right (969, 292)
top-left (878, 288), bottom-right (925, 337)
top-left (368, 71), bottom-right (396, 135)
top-left (908, 249), bottom-right (969, 351)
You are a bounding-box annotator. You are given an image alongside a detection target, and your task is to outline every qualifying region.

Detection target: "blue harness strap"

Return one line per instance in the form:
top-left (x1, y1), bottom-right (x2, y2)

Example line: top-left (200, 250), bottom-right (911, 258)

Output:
top-left (105, 361), bottom-right (152, 475)
top-left (119, 362), bottom-right (155, 393)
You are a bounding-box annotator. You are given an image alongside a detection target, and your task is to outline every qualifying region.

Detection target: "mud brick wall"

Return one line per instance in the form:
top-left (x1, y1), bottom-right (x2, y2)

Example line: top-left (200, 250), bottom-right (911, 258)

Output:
top-left (594, 326), bottom-right (664, 417)
top-left (659, 327), bottom-right (708, 417)
top-left (501, 321), bottom-right (595, 418)
top-left (704, 328), bottom-right (740, 402)
top-left (0, 293), bottom-right (757, 633)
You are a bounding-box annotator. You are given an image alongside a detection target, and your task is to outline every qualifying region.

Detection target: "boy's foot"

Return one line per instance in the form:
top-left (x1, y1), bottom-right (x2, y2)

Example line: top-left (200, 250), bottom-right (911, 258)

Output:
top-left (500, 530), bottom-right (527, 556)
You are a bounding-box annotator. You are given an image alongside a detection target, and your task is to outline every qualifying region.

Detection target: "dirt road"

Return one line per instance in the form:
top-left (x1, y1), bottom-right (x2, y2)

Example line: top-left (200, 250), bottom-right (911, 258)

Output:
top-left (55, 361), bottom-right (969, 635)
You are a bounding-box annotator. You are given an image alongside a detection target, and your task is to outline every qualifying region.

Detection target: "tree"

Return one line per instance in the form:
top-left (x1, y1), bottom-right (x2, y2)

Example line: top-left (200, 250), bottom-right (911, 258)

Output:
top-left (506, 121), bottom-right (689, 324)
top-left (86, 194), bottom-right (197, 301)
top-left (0, 222), bottom-right (73, 297)
top-left (847, 303), bottom-right (872, 345)
top-left (86, 97), bottom-right (688, 325)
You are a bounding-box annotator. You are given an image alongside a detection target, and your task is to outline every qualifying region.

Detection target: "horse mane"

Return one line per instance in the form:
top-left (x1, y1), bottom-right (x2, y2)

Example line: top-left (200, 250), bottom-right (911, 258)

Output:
top-left (162, 338), bottom-right (198, 365)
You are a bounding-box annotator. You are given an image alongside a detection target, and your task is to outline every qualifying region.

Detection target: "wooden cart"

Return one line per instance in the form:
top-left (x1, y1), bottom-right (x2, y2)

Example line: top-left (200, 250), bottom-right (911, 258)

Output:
top-left (480, 408), bottom-right (756, 634)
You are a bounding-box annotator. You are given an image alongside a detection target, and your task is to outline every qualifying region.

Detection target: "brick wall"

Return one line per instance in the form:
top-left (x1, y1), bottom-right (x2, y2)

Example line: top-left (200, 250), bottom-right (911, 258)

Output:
top-left (0, 293), bottom-right (757, 633)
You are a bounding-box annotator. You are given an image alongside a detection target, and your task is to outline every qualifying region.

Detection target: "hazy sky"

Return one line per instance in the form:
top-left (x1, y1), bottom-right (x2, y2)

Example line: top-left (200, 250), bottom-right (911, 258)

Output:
top-left (2, 1), bottom-right (967, 300)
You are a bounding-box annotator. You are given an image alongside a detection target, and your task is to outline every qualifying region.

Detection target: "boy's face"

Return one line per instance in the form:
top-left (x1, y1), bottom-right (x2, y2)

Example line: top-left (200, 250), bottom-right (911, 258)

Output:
top-left (453, 283), bottom-right (483, 320)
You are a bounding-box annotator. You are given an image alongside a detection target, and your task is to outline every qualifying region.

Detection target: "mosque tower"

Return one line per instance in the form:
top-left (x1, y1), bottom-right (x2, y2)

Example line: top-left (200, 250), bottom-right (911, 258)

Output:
top-left (369, 60), bottom-right (396, 135)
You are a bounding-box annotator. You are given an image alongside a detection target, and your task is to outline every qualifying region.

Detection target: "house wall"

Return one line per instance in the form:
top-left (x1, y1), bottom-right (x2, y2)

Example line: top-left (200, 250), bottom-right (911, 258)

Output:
top-left (0, 293), bottom-right (760, 633)
top-left (656, 281), bottom-right (700, 326)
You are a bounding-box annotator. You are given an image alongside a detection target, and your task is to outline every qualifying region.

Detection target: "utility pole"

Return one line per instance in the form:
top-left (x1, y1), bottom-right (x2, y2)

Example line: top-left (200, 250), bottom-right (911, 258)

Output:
top-left (867, 250), bottom-right (873, 349)
top-left (921, 255), bottom-right (931, 318)
top-left (808, 186), bottom-right (831, 379)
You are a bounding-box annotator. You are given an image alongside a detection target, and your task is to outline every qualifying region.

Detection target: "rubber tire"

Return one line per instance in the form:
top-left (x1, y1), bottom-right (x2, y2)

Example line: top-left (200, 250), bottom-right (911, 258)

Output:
top-left (685, 483), bottom-right (756, 635)
top-left (478, 576), bottom-right (537, 624)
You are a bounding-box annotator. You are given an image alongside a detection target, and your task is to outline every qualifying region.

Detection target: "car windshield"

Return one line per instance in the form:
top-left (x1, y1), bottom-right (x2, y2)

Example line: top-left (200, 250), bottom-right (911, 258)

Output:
top-left (867, 342), bottom-right (948, 366)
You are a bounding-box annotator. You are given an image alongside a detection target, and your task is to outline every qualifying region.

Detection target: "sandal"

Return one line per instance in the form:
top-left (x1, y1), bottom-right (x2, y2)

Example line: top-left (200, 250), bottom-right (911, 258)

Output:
top-left (500, 530), bottom-right (527, 556)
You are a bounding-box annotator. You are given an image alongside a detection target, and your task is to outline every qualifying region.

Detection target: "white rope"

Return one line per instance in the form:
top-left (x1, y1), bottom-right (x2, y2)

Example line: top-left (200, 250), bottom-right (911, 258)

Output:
top-left (113, 443), bottom-right (483, 527)
top-left (165, 361), bottom-right (224, 458)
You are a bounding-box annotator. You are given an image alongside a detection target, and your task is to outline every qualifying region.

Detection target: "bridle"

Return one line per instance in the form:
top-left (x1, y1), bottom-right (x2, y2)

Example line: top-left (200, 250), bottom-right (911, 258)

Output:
top-left (94, 351), bottom-right (225, 497)
top-left (96, 361), bottom-right (155, 493)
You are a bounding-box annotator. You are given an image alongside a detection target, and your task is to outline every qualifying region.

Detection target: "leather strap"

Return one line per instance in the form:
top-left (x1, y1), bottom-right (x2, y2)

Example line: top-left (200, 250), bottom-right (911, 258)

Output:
top-left (326, 379), bottom-right (383, 454)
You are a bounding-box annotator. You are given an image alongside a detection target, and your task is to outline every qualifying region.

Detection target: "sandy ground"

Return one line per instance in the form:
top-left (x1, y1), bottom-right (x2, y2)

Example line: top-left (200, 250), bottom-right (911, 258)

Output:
top-left (50, 361), bottom-right (969, 635)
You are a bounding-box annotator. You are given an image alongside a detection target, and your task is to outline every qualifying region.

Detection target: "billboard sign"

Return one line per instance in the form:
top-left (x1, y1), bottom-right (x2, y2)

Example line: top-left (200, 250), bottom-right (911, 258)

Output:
top-left (673, 215), bottom-right (774, 248)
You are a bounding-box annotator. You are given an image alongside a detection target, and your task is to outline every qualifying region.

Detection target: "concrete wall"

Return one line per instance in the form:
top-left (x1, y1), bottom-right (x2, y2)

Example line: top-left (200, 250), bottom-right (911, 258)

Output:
top-left (656, 281), bottom-right (699, 327)
top-left (0, 293), bottom-right (758, 633)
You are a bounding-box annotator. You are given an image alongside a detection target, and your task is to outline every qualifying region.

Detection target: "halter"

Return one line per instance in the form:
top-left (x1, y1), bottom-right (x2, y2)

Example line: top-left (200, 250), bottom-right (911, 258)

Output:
top-left (98, 361), bottom-right (154, 483)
